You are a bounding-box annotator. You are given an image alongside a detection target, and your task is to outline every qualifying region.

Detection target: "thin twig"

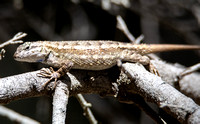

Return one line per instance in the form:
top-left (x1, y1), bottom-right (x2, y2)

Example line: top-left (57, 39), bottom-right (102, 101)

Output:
top-left (135, 34), bottom-right (144, 44)
top-left (116, 15), bottom-right (136, 43)
top-left (0, 32), bottom-right (27, 48)
top-left (76, 94), bottom-right (97, 124)
top-left (0, 105), bottom-right (40, 124)
top-left (0, 32), bottom-right (27, 60)
top-left (0, 49), bottom-right (5, 60)
top-left (180, 63), bottom-right (200, 78)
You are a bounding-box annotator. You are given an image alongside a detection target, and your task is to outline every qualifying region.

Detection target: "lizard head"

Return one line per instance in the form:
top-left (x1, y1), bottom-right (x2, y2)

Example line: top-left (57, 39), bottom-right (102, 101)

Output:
top-left (14, 42), bottom-right (50, 63)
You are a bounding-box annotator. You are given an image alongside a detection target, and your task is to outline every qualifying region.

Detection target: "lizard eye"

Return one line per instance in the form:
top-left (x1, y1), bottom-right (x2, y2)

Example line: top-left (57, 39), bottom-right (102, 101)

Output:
top-left (24, 45), bottom-right (30, 50)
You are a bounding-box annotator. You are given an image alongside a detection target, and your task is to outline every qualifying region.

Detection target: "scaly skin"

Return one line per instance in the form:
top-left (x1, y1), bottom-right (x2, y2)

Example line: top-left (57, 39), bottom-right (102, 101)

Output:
top-left (14, 41), bottom-right (200, 70)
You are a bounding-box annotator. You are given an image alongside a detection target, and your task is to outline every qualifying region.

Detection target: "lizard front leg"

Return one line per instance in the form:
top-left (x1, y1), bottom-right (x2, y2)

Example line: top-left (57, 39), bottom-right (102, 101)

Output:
top-left (37, 62), bottom-right (74, 89)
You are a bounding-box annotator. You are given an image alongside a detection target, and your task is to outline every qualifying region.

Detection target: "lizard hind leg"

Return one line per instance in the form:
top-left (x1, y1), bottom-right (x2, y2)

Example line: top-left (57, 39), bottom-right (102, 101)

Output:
top-left (121, 53), bottom-right (159, 75)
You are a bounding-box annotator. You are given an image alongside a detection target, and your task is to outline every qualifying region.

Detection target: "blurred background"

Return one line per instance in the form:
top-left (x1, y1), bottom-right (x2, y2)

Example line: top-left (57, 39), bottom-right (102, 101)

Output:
top-left (0, 0), bottom-right (200, 123)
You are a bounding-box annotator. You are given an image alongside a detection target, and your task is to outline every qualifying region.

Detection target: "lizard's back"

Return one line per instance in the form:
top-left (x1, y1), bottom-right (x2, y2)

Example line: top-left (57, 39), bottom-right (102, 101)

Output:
top-left (43, 41), bottom-right (135, 70)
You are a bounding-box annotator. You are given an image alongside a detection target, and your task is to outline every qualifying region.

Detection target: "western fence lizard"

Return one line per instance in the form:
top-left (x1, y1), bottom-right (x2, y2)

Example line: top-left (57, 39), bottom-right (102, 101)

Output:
top-left (13, 41), bottom-right (200, 88)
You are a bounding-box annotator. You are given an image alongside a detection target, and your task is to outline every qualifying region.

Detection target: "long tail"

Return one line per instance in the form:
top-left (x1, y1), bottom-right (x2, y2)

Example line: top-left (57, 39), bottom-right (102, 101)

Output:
top-left (133, 44), bottom-right (200, 55)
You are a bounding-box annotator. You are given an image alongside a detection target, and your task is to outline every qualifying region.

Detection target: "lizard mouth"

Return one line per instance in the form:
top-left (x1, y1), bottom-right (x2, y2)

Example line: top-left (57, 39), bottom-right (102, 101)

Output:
top-left (13, 51), bottom-right (29, 62)
top-left (13, 52), bottom-right (23, 61)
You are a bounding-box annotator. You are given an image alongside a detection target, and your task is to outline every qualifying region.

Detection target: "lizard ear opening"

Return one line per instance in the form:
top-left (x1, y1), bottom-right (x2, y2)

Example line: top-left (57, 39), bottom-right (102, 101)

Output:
top-left (42, 51), bottom-right (52, 63)
top-left (36, 51), bottom-right (52, 63)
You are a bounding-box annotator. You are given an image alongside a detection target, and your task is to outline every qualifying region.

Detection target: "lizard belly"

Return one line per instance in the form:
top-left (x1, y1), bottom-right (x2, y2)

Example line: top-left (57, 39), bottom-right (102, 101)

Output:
top-left (46, 54), bottom-right (118, 70)
top-left (71, 57), bottom-right (117, 70)
top-left (63, 52), bottom-right (120, 70)
top-left (72, 63), bottom-right (116, 70)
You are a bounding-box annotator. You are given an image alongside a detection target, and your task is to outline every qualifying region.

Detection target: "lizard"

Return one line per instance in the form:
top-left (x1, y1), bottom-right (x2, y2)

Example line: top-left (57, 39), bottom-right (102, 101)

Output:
top-left (13, 40), bottom-right (200, 88)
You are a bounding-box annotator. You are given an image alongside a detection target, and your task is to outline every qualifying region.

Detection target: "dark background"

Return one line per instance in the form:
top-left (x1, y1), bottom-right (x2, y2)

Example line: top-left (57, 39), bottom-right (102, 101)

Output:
top-left (0, 0), bottom-right (200, 123)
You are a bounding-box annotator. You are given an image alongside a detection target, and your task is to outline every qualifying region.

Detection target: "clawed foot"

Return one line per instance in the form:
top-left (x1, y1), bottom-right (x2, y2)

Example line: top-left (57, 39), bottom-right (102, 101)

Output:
top-left (37, 62), bottom-right (74, 90)
top-left (149, 62), bottom-right (160, 76)
top-left (37, 67), bottom-right (61, 89)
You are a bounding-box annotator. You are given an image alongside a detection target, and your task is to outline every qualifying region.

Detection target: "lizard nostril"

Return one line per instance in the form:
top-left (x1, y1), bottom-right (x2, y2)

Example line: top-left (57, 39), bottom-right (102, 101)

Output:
top-left (13, 52), bottom-right (19, 59)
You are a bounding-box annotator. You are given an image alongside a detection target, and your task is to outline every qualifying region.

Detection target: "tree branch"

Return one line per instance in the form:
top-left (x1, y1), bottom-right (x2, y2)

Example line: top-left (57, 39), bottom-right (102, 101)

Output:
top-left (121, 62), bottom-right (200, 123)
top-left (1, 59), bottom-right (200, 123)
top-left (52, 82), bottom-right (69, 124)
top-left (151, 60), bottom-right (200, 105)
